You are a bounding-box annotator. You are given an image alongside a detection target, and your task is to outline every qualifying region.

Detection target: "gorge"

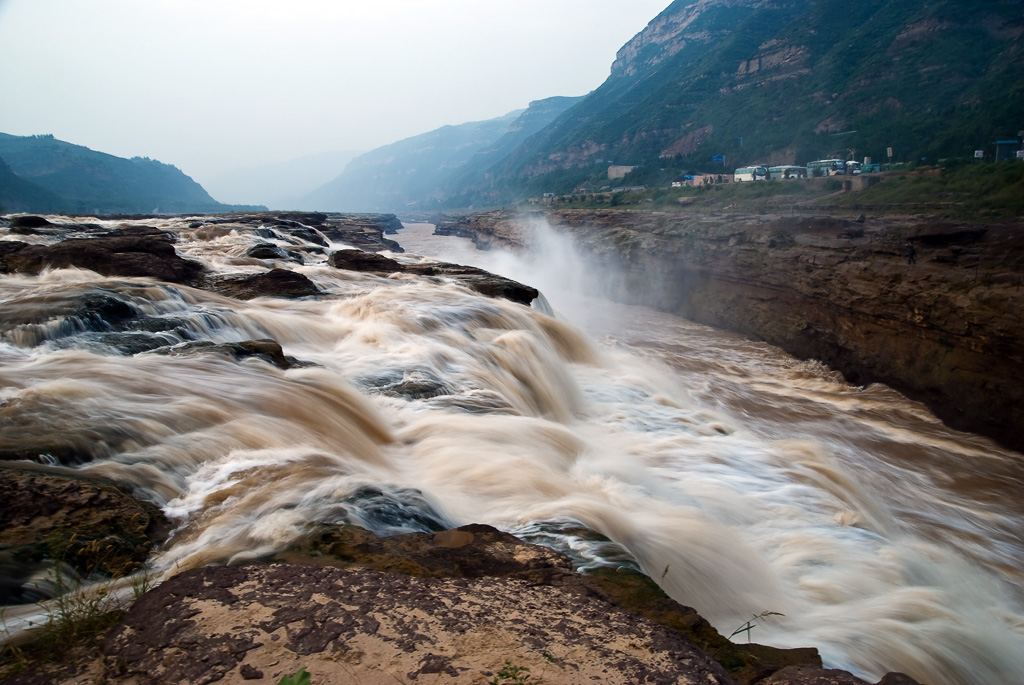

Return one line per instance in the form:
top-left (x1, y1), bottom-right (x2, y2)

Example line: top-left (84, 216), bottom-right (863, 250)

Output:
top-left (435, 209), bottom-right (1024, 454)
top-left (0, 210), bottom-right (1021, 684)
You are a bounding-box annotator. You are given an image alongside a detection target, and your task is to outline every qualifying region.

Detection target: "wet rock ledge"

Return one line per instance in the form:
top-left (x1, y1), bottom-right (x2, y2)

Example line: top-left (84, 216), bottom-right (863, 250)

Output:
top-left (0, 462), bottom-right (916, 684)
top-left (0, 212), bottom-right (536, 308)
top-left (1, 508), bottom-right (918, 685)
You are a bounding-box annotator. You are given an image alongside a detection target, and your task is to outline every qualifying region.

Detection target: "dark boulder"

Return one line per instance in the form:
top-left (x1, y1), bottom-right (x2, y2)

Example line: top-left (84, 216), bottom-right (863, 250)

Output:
top-left (159, 339), bottom-right (302, 370)
top-left (355, 369), bottom-right (451, 400)
top-left (327, 249), bottom-right (538, 306)
top-left (287, 523), bottom-right (579, 584)
top-left (8, 215), bottom-right (54, 229)
top-left (0, 230), bottom-right (204, 285)
top-left (405, 262), bottom-right (539, 306)
top-left (242, 243), bottom-right (303, 262)
top-left (0, 463), bottom-right (168, 604)
top-left (278, 226), bottom-right (329, 247)
top-left (448, 272), bottom-right (538, 305)
top-left (327, 248), bottom-right (403, 272)
top-left (0, 240), bottom-right (30, 273)
top-left (205, 268), bottom-right (320, 300)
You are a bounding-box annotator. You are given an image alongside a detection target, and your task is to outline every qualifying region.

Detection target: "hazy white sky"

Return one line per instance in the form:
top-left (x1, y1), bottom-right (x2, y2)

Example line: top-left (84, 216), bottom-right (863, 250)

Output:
top-left (0, 0), bottom-right (669, 188)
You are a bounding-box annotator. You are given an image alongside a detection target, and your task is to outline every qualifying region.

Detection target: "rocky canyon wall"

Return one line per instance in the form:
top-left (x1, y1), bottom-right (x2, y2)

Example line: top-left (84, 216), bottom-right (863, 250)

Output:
top-left (435, 209), bottom-right (1024, 453)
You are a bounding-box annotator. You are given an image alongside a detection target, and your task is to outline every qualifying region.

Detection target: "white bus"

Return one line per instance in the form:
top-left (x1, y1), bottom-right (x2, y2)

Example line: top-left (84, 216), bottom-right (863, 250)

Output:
top-left (733, 166), bottom-right (767, 182)
top-left (806, 159), bottom-right (847, 177)
top-left (768, 165), bottom-right (806, 180)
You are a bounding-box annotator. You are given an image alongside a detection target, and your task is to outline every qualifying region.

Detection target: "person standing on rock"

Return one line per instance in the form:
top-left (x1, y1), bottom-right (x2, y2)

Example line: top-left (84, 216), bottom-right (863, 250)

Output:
top-left (905, 240), bottom-right (916, 264)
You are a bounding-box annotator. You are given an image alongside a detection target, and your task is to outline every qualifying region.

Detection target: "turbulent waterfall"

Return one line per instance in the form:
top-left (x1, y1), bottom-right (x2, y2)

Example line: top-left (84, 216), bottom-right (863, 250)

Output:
top-left (1, 216), bottom-right (1022, 684)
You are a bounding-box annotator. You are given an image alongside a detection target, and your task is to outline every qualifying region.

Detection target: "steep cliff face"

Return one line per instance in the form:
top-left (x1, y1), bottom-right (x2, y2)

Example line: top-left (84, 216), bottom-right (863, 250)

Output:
top-left (489, 0), bottom-right (805, 185)
top-left (435, 210), bottom-right (1024, 453)
top-left (608, 0), bottom-right (760, 77)
top-left (477, 0), bottom-right (1024, 198)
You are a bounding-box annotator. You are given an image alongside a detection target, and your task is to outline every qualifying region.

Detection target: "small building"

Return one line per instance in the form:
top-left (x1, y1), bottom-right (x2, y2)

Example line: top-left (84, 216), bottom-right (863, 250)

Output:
top-left (996, 140), bottom-right (1021, 161)
top-left (608, 165), bottom-right (637, 180)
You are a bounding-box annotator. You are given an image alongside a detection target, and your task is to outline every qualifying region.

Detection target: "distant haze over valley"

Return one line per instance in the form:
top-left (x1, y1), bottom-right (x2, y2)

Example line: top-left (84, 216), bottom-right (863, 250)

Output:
top-left (203, 150), bottom-right (364, 210)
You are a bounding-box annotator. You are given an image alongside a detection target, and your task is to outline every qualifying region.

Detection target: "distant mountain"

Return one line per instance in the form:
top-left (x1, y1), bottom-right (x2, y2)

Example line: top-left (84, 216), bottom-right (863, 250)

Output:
top-left (302, 96), bottom-right (583, 213)
top-left (436, 96), bottom-right (586, 207)
top-left (0, 155), bottom-right (68, 214)
top-left (204, 149), bottom-right (364, 210)
top-left (340, 0), bottom-right (1022, 209)
top-left (302, 111), bottom-right (525, 213)
top-left (480, 0), bottom-right (1024, 195)
top-left (0, 133), bottom-right (264, 215)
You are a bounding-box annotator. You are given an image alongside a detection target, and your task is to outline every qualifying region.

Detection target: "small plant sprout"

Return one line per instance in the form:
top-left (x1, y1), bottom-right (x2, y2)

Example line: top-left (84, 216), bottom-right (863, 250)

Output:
top-left (728, 610), bottom-right (784, 643)
top-left (277, 666), bottom-right (311, 685)
top-left (488, 659), bottom-right (531, 684)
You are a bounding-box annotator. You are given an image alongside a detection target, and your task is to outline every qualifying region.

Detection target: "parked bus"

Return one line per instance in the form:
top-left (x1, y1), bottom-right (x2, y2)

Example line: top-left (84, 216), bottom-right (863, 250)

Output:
top-left (768, 165), bottom-right (806, 180)
top-left (733, 166), bottom-right (767, 182)
top-left (806, 159), bottom-right (847, 177)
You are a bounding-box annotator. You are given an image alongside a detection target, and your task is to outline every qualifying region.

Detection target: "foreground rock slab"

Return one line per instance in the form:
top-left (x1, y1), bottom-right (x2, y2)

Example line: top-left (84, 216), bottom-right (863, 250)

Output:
top-left (2, 524), bottom-right (918, 685)
top-left (285, 523), bottom-right (826, 684)
top-left (101, 563), bottom-right (736, 685)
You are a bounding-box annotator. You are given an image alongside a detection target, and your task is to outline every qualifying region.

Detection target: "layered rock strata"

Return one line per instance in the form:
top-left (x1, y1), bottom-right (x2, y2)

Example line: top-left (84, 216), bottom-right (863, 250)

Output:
top-left (435, 209), bottom-right (1024, 453)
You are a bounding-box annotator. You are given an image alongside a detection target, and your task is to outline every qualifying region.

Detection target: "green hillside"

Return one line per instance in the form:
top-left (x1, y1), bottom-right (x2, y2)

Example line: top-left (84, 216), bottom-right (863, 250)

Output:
top-left (439, 96), bottom-right (585, 208)
top-left (0, 155), bottom-right (69, 214)
top-left (0, 133), bottom-right (263, 215)
top-left (465, 0), bottom-right (1024, 201)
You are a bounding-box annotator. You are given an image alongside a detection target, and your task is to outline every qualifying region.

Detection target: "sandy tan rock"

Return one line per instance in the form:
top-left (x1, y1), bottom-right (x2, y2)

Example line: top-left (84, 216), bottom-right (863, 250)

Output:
top-left (99, 563), bottom-right (737, 685)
